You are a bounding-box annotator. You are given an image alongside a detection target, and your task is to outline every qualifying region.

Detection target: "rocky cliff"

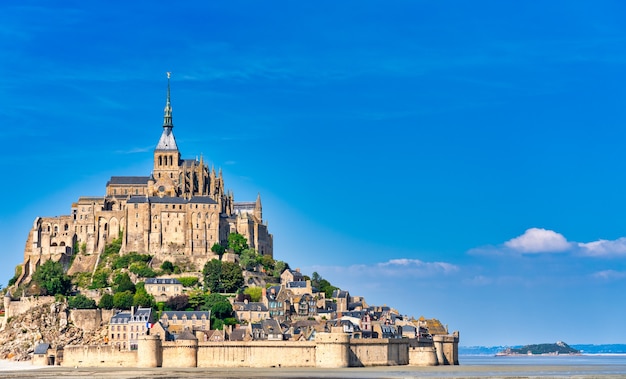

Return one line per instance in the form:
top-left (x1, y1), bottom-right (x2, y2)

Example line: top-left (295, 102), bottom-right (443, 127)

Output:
top-left (0, 302), bottom-right (107, 361)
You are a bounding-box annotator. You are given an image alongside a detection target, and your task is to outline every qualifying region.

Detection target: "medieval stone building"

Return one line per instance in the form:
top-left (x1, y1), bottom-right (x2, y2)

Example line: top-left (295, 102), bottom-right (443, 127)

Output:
top-left (19, 75), bottom-right (273, 281)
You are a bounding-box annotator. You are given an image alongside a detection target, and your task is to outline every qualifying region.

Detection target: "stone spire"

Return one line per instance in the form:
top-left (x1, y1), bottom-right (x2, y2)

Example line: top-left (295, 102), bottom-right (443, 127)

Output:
top-left (254, 192), bottom-right (263, 221)
top-left (163, 72), bottom-right (173, 128)
top-left (156, 72), bottom-right (178, 151)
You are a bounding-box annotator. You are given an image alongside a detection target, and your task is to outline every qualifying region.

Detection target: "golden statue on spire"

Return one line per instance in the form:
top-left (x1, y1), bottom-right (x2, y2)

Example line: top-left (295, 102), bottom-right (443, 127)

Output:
top-left (167, 72), bottom-right (171, 79)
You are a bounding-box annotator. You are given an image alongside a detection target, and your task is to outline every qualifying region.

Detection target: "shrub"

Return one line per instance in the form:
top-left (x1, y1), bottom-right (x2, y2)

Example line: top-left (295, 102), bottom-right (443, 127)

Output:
top-left (178, 276), bottom-right (199, 287)
top-left (68, 294), bottom-right (96, 309)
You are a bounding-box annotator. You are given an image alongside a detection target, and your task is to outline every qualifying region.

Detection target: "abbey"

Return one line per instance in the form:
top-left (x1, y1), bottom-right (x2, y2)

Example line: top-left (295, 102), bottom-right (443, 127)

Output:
top-left (20, 75), bottom-right (273, 280)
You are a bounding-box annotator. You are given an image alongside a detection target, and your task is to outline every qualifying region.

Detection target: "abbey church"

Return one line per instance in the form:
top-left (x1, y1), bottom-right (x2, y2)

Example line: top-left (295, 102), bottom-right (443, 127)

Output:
top-left (19, 75), bottom-right (273, 280)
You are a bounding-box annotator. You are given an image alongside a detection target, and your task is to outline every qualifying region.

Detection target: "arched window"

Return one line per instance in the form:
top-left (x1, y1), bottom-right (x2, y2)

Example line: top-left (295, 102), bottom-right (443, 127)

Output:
top-left (159, 156), bottom-right (162, 166)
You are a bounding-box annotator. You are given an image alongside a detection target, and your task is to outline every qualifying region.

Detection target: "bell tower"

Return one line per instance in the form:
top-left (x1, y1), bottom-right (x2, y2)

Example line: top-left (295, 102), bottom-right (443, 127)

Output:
top-left (153, 72), bottom-right (181, 197)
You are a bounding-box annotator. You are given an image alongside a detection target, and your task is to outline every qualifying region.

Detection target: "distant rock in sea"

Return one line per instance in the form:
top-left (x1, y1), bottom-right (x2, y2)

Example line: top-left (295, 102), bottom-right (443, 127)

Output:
top-left (497, 341), bottom-right (580, 356)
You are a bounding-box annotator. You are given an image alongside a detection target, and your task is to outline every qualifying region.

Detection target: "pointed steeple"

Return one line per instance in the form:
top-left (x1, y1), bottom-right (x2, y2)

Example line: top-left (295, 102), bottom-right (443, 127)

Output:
top-left (156, 72), bottom-right (178, 151)
top-left (163, 71), bottom-right (173, 128)
top-left (255, 192), bottom-right (263, 221)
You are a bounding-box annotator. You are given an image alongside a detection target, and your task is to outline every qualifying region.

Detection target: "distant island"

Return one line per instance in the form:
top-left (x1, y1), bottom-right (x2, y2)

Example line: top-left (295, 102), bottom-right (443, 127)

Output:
top-left (497, 341), bottom-right (580, 356)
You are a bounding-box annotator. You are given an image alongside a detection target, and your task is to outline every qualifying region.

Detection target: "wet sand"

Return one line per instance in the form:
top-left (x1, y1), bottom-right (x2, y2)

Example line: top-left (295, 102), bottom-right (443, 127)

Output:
top-left (1, 364), bottom-right (626, 379)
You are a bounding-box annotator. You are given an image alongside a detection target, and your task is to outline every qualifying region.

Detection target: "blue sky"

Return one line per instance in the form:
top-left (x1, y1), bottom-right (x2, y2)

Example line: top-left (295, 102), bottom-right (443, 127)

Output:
top-left (1, 1), bottom-right (626, 346)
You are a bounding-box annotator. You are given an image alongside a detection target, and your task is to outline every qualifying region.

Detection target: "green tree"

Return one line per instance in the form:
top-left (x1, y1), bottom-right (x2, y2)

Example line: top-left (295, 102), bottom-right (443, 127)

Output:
top-left (90, 269), bottom-right (109, 289)
top-left (98, 293), bottom-right (114, 309)
top-left (133, 289), bottom-right (155, 308)
top-left (221, 261), bottom-right (244, 293)
top-left (32, 260), bottom-right (71, 296)
top-left (211, 301), bottom-right (233, 319)
top-left (239, 249), bottom-right (258, 271)
top-left (211, 243), bottom-right (226, 258)
top-left (203, 259), bottom-right (223, 293)
top-left (260, 255), bottom-right (275, 271)
top-left (203, 293), bottom-right (229, 311)
top-left (187, 289), bottom-right (208, 310)
top-left (227, 233), bottom-right (248, 254)
top-left (178, 276), bottom-right (199, 287)
top-left (160, 261), bottom-right (175, 274)
top-left (113, 273), bottom-right (135, 294)
top-left (244, 286), bottom-right (263, 302)
top-left (310, 272), bottom-right (338, 298)
top-left (273, 261), bottom-right (288, 278)
top-left (113, 291), bottom-right (134, 309)
top-left (67, 294), bottom-right (96, 309)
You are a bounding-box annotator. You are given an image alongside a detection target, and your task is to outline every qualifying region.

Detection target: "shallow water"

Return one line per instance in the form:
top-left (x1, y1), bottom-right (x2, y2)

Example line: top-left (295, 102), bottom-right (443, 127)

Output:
top-left (2, 355), bottom-right (626, 378)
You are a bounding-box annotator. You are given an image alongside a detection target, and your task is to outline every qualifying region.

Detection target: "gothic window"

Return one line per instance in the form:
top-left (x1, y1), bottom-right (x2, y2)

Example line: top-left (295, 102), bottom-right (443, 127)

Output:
top-left (159, 156), bottom-right (162, 166)
top-left (169, 156), bottom-right (173, 165)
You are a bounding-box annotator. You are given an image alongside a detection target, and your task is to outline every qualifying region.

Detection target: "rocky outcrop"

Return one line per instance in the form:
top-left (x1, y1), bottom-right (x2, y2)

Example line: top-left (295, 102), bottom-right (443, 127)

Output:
top-left (0, 302), bottom-right (107, 361)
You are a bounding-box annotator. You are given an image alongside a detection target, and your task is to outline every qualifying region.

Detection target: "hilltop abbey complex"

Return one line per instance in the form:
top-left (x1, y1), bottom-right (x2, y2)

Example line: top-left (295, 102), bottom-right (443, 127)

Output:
top-left (17, 75), bottom-right (273, 282)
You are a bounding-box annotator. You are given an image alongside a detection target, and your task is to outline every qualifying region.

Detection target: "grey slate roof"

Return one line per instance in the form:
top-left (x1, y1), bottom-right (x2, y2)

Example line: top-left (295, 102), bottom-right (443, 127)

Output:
top-left (287, 281), bottom-right (307, 288)
top-left (107, 176), bottom-right (150, 185)
top-left (127, 195), bottom-right (217, 205)
top-left (188, 196), bottom-right (217, 204)
top-left (145, 278), bottom-right (181, 285)
top-left (156, 127), bottom-right (178, 151)
top-left (175, 330), bottom-right (198, 341)
top-left (34, 343), bottom-right (50, 355)
top-left (234, 302), bottom-right (268, 312)
top-left (110, 307), bottom-right (153, 324)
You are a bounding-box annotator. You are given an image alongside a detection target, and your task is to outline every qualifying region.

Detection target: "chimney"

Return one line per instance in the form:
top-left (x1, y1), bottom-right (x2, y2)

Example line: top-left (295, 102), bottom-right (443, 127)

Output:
top-left (262, 287), bottom-right (267, 299)
top-left (295, 268), bottom-right (300, 273)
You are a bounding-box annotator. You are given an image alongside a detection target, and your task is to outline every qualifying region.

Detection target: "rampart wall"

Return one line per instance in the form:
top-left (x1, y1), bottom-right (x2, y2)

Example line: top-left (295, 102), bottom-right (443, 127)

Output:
top-left (197, 341), bottom-right (317, 368)
top-left (61, 345), bottom-right (137, 367)
top-left (60, 333), bottom-right (459, 368)
top-left (5, 296), bottom-right (55, 320)
top-left (349, 338), bottom-right (409, 367)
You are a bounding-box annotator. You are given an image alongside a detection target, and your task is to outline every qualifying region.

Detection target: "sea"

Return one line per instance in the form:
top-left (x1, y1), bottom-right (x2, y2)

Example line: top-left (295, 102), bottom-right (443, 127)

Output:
top-left (2, 356), bottom-right (626, 378)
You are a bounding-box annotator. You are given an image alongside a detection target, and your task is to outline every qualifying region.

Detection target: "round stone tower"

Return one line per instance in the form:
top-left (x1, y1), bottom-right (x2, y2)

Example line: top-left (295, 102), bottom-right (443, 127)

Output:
top-left (137, 334), bottom-right (162, 368)
top-left (315, 333), bottom-right (350, 368)
top-left (171, 330), bottom-right (198, 367)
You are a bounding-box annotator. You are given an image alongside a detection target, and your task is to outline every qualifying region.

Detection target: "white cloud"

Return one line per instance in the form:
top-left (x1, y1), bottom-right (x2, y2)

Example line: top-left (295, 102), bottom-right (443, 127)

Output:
top-left (578, 238), bottom-right (626, 257)
top-left (312, 258), bottom-right (459, 280)
top-left (591, 270), bottom-right (626, 281)
top-left (504, 228), bottom-right (572, 253)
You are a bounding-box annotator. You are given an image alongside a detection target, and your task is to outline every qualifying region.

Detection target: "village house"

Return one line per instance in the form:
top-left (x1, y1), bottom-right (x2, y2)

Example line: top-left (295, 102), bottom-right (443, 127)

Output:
top-left (144, 278), bottom-right (183, 302)
top-left (233, 301), bottom-right (269, 323)
top-left (108, 307), bottom-right (155, 350)
top-left (159, 310), bottom-right (211, 333)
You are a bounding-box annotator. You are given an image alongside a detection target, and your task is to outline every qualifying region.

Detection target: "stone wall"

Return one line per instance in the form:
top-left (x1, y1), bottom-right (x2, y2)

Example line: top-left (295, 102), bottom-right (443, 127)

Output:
top-left (433, 332), bottom-right (459, 365)
top-left (5, 296), bottom-right (55, 320)
top-left (162, 339), bottom-right (197, 368)
top-left (61, 334), bottom-right (456, 368)
top-left (69, 309), bottom-right (115, 332)
top-left (348, 338), bottom-right (409, 367)
top-left (61, 345), bottom-right (137, 367)
top-left (197, 341), bottom-right (317, 368)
